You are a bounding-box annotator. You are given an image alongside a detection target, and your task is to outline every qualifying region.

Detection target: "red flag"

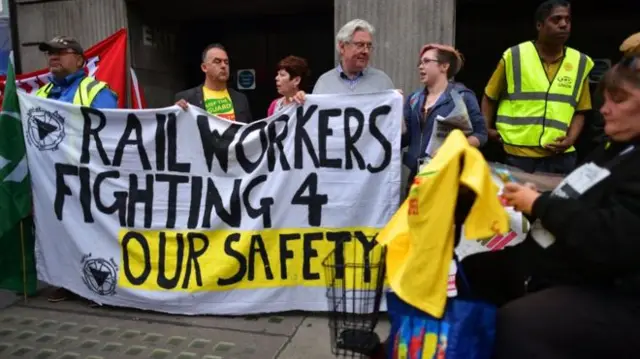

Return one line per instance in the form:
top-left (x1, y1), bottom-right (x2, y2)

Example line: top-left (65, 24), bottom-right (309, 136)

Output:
top-left (0, 28), bottom-right (146, 109)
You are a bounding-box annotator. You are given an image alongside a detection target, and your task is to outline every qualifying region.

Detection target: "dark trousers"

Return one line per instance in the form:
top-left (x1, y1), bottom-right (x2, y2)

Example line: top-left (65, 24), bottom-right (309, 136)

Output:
top-left (461, 241), bottom-right (640, 359)
top-left (492, 286), bottom-right (640, 359)
top-left (505, 152), bottom-right (577, 175)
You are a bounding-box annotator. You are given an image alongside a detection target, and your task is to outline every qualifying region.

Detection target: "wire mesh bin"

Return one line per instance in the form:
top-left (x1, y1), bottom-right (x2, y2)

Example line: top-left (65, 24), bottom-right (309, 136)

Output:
top-left (322, 236), bottom-right (387, 358)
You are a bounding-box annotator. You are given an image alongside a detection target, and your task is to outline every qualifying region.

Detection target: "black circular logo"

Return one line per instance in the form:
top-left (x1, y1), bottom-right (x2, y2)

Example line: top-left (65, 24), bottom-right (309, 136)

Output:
top-left (82, 257), bottom-right (117, 296)
top-left (26, 107), bottom-right (65, 151)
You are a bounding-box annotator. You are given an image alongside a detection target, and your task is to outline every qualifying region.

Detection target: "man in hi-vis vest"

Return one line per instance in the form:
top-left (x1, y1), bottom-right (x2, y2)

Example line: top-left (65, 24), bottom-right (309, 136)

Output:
top-left (36, 36), bottom-right (117, 109)
top-left (482, 0), bottom-right (593, 174)
top-left (37, 36), bottom-right (117, 304)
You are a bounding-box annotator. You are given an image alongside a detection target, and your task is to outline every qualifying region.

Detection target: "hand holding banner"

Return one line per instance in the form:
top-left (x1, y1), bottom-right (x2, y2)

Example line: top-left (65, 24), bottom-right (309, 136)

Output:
top-left (20, 90), bottom-right (403, 315)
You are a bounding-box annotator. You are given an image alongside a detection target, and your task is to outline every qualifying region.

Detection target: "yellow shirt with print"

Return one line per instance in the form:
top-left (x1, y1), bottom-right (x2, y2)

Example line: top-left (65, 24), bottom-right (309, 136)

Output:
top-left (377, 130), bottom-right (509, 318)
top-left (485, 53), bottom-right (592, 158)
top-left (203, 86), bottom-right (236, 121)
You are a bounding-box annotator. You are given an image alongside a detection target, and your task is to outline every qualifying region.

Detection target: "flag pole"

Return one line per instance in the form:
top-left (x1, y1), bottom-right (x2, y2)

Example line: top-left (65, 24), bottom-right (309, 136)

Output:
top-left (125, 28), bottom-right (132, 108)
top-left (8, 0), bottom-right (21, 74)
top-left (13, 48), bottom-right (28, 302)
top-left (19, 217), bottom-right (27, 303)
top-left (9, 49), bottom-right (29, 302)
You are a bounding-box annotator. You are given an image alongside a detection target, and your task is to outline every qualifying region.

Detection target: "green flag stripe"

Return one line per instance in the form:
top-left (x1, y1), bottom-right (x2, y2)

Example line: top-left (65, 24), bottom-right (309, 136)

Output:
top-left (0, 50), bottom-right (36, 295)
top-left (0, 50), bottom-right (31, 234)
top-left (0, 110), bottom-right (19, 120)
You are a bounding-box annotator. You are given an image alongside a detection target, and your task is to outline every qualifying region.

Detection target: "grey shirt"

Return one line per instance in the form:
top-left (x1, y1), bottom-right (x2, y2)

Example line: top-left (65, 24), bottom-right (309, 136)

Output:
top-left (312, 66), bottom-right (394, 94)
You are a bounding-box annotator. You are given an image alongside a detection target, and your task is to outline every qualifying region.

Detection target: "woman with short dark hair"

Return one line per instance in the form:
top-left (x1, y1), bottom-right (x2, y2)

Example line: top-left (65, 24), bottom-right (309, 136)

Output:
top-left (267, 56), bottom-right (310, 116)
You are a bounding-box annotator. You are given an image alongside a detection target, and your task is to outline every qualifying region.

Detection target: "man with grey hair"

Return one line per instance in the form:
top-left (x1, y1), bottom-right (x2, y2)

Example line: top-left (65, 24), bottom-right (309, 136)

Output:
top-left (312, 19), bottom-right (394, 94)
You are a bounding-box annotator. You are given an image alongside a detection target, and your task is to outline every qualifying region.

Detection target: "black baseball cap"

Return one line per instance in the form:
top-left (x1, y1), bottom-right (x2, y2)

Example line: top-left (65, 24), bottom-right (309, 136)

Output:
top-left (38, 36), bottom-right (84, 54)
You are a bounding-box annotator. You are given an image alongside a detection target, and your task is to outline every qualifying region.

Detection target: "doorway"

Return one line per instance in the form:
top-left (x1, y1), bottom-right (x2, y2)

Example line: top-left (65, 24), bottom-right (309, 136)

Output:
top-left (455, 0), bottom-right (640, 162)
top-left (177, 11), bottom-right (335, 118)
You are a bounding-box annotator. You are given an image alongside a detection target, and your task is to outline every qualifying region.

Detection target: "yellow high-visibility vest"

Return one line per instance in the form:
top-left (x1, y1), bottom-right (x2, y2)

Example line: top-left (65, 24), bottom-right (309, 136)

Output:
top-left (496, 41), bottom-right (593, 154)
top-left (35, 76), bottom-right (109, 107)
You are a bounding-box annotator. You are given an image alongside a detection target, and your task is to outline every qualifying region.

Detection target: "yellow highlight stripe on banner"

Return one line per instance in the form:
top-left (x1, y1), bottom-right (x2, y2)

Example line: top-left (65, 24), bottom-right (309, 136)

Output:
top-left (117, 227), bottom-right (384, 292)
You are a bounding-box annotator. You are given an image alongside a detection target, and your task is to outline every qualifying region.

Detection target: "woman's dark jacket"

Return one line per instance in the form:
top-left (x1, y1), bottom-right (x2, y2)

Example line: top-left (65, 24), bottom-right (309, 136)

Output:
top-left (530, 140), bottom-right (640, 295)
top-left (402, 82), bottom-right (488, 176)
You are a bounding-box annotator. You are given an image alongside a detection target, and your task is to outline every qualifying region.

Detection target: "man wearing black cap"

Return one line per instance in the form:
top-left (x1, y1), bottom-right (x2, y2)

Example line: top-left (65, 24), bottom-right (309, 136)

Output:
top-left (38, 36), bottom-right (117, 305)
top-left (36, 36), bottom-right (117, 108)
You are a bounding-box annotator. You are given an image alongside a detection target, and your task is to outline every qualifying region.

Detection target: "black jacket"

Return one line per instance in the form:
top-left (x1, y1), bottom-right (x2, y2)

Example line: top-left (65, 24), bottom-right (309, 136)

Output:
top-left (174, 85), bottom-right (253, 124)
top-left (530, 140), bottom-right (640, 295)
top-left (575, 83), bottom-right (607, 163)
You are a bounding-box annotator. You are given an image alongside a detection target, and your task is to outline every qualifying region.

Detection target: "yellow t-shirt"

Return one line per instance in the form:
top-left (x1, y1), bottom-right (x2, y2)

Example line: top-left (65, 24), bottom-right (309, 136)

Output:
top-left (485, 53), bottom-right (592, 158)
top-left (203, 86), bottom-right (235, 121)
top-left (378, 130), bottom-right (509, 318)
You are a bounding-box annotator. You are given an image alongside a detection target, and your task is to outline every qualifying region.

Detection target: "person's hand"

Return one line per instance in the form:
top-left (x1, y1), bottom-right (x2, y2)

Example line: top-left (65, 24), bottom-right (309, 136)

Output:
top-left (488, 129), bottom-right (502, 143)
top-left (545, 136), bottom-right (573, 153)
top-left (502, 182), bottom-right (541, 215)
top-left (467, 136), bottom-right (480, 147)
top-left (175, 99), bottom-right (189, 111)
top-left (293, 91), bottom-right (306, 105)
top-left (523, 182), bottom-right (538, 192)
top-left (395, 89), bottom-right (404, 97)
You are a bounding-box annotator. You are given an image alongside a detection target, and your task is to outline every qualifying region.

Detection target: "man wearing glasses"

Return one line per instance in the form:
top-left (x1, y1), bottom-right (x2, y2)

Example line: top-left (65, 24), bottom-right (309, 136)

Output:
top-left (174, 43), bottom-right (252, 123)
top-left (36, 36), bottom-right (117, 108)
top-left (312, 19), bottom-right (394, 94)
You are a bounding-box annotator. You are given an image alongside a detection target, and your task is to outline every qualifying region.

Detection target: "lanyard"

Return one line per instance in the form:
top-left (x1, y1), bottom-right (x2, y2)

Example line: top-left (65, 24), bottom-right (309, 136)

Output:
top-left (601, 145), bottom-right (636, 170)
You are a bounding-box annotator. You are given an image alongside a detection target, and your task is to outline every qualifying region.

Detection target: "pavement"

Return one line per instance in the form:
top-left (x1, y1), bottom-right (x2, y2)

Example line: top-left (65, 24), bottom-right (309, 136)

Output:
top-left (0, 288), bottom-right (389, 359)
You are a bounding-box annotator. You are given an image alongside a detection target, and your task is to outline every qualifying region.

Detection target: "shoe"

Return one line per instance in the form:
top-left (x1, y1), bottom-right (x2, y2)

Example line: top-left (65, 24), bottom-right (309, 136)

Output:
top-left (47, 288), bottom-right (73, 302)
top-left (87, 301), bottom-right (101, 308)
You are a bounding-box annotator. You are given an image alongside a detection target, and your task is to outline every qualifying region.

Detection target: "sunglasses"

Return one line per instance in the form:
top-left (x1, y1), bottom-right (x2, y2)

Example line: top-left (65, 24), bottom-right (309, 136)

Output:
top-left (45, 49), bottom-right (79, 56)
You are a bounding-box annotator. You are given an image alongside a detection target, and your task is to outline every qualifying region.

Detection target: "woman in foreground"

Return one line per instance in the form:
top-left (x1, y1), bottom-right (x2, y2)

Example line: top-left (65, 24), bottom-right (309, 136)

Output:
top-left (498, 55), bottom-right (640, 358)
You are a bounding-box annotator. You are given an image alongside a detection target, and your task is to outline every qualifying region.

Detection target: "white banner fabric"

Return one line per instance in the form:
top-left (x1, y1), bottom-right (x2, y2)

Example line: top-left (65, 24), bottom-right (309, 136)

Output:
top-left (20, 91), bottom-right (403, 315)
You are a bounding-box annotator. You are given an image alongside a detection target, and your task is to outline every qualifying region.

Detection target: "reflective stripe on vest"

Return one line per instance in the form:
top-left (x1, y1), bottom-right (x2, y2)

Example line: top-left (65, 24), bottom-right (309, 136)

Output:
top-left (496, 41), bottom-right (594, 152)
top-left (35, 83), bottom-right (53, 98)
top-left (34, 77), bottom-right (107, 106)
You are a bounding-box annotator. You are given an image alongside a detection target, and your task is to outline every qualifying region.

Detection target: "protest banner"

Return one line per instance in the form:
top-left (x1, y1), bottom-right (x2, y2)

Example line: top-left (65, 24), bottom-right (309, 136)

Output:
top-left (19, 90), bottom-right (403, 315)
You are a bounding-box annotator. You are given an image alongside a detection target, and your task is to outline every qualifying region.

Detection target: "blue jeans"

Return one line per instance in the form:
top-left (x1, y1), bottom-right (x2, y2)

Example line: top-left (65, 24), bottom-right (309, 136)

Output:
top-left (505, 152), bottom-right (577, 175)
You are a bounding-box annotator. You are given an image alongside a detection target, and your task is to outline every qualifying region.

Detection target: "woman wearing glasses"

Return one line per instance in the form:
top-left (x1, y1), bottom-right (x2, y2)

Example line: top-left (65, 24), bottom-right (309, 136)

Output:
top-left (497, 53), bottom-right (640, 358)
top-left (401, 44), bottom-right (488, 192)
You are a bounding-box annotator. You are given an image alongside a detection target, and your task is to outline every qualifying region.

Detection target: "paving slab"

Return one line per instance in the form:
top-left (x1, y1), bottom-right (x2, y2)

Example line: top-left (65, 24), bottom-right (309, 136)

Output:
top-left (20, 287), bottom-right (304, 337)
top-left (0, 306), bottom-right (289, 359)
top-left (278, 315), bottom-right (390, 359)
top-left (1, 286), bottom-right (395, 359)
top-left (0, 289), bottom-right (18, 309)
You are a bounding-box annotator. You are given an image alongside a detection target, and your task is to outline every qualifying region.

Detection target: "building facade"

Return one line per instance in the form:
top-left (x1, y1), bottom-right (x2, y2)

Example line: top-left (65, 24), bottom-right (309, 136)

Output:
top-left (12, 0), bottom-right (455, 111)
top-left (0, 0), bottom-right (12, 75)
top-left (10, 0), bottom-right (639, 114)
